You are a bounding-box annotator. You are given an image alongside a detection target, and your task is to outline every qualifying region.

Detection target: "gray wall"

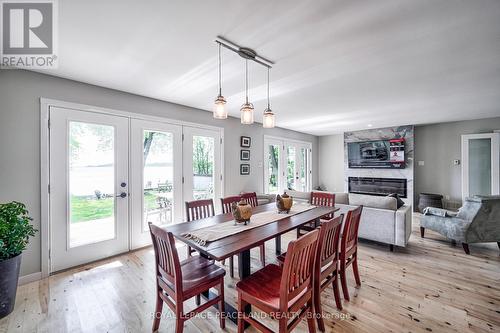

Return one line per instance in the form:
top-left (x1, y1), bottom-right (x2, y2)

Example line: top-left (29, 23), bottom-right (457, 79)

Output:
top-left (318, 134), bottom-right (344, 192)
top-left (0, 70), bottom-right (318, 276)
top-left (414, 117), bottom-right (500, 208)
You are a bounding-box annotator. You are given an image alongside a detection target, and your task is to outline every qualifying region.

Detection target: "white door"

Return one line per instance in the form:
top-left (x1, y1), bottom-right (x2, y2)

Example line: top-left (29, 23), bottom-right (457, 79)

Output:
top-left (50, 107), bottom-right (129, 272)
top-left (285, 142), bottom-right (312, 192)
top-left (264, 137), bottom-right (312, 194)
top-left (182, 127), bottom-right (222, 215)
top-left (462, 133), bottom-right (500, 200)
top-left (130, 119), bottom-right (183, 248)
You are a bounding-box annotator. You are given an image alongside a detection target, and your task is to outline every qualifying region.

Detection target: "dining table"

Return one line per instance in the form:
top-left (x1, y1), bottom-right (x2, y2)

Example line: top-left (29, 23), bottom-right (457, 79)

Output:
top-left (165, 202), bottom-right (339, 326)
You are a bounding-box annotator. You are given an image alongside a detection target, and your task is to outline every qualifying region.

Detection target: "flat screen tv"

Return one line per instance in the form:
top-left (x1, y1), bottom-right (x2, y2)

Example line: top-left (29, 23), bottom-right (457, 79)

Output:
top-left (347, 138), bottom-right (405, 169)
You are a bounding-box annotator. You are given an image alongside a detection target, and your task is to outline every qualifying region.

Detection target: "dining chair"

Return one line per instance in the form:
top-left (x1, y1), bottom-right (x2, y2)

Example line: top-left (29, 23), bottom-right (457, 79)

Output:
top-left (339, 205), bottom-right (363, 301)
top-left (240, 191), bottom-right (259, 207)
top-left (185, 199), bottom-right (216, 258)
top-left (149, 223), bottom-right (226, 333)
top-left (220, 195), bottom-right (266, 278)
top-left (297, 191), bottom-right (336, 238)
top-left (277, 215), bottom-right (344, 331)
top-left (236, 229), bottom-right (319, 333)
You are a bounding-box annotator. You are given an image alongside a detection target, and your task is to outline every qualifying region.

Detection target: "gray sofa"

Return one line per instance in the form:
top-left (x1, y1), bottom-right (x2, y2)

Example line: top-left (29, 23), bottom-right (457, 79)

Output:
top-left (420, 195), bottom-right (500, 254)
top-left (284, 190), bottom-right (413, 250)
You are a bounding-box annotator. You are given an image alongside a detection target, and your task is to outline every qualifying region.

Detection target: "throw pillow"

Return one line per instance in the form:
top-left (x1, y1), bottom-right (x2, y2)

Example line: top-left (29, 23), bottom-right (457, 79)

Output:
top-left (387, 193), bottom-right (405, 209)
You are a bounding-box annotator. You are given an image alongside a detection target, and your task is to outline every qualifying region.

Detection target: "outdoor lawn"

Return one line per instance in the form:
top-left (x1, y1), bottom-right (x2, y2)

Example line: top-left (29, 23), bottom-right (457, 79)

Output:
top-left (70, 192), bottom-right (160, 223)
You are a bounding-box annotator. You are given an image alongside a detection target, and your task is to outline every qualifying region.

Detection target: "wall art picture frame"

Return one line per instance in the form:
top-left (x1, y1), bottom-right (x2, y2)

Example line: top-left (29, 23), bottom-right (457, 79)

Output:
top-left (240, 149), bottom-right (250, 160)
top-left (240, 136), bottom-right (251, 148)
top-left (240, 164), bottom-right (250, 175)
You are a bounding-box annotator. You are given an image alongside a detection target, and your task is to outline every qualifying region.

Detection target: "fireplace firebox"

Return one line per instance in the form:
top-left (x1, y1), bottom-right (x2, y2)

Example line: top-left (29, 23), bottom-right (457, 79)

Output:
top-left (348, 177), bottom-right (407, 198)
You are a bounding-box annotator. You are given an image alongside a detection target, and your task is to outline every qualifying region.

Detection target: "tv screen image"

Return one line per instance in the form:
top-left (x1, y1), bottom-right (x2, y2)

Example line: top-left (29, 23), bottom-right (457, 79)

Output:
top-left (348, 139), bottom-right (405, 169)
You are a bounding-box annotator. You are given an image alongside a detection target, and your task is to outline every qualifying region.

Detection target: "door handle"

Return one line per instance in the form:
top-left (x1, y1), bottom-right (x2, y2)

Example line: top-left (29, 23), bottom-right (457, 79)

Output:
top-left (116, 192), bottom-right (127, 198)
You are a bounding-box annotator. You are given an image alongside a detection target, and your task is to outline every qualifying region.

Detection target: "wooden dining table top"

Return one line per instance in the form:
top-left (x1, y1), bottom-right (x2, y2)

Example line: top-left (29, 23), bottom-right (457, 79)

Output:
top-left (166, 203), bottom-right (339, 262)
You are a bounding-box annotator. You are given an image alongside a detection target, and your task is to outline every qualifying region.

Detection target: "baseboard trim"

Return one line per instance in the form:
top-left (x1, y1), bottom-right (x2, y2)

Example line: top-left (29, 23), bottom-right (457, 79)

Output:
top-left (19, 272), bottom-right (42, 285)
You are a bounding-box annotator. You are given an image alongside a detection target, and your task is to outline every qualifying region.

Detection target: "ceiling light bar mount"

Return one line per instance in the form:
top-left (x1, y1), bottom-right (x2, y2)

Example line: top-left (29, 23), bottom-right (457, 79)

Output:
top-left (215, 36), bottom-right (273, 68)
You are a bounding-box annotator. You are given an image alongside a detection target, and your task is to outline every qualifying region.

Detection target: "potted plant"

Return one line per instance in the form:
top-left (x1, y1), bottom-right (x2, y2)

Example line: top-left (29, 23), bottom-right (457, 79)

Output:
top-left (0, 202), bottom-right (37, 319)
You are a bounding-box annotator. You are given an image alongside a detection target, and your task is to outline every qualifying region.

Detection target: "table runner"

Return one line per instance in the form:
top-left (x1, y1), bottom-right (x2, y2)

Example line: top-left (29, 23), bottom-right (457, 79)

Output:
top-left (182, 203), bottom-right (315, 246)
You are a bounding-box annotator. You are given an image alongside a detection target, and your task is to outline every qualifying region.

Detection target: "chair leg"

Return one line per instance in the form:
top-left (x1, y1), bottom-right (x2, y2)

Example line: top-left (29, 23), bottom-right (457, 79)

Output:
top-left (297, 227), bottom-right (301, 239)
top-left (152, 293), bottom-right (163, 332)
top-left (462, 243), bottom-right (470, 255)
top-left (229, 256), bottom-right (234, 278)
top-left (497, 242), bottom-right (500, 251)
top-left (314, 282), bottom-right (325, 332)
top-left (237, 293), bottom-right (246, 333)
top-left (340, 265), bottom-right (350, 301)
top-left (420, 227), bottom-right (425, 238)
top-left (332, 273), bottom-right (343, 310)
top-left (175, 303), bottom-right (184, 333)
top-left (218, 280), bottom-right (225, 330)
top-left (306, 299), bottom-right (316, 333)
top-left (389, 244), bottom-right (394, 252)
top-left (186, 246), bottom-right (192, 258)
top-left (260, 244), bottom-right (266, 267)
top-left (195, 294), bottom-right (200, 306)
top-left (353, 255), bottom-right (361, 287)
top-left (278, 317), bottom-right (288, 333)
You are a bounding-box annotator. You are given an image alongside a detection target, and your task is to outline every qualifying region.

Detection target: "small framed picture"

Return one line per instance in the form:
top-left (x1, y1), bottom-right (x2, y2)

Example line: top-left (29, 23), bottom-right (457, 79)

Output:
top-left (241, 136), bottom-right (251, 148)
top-left (240, 164), bottom-right (250, 175)
top-left (240, 149), bottom-right (250, 161)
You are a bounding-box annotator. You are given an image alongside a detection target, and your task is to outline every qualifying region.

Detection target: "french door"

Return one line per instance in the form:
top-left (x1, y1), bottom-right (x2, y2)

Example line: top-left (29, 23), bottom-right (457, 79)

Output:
top-left (182, 126), bottom-right (222, 213)
top-left (462, 133), bottom-right (500, 201)
top-left (130, 119), bottom-right (183, 249)
top-left (48, 107), bottom-right (223, 271)
top-left (264, 136), bottom-right (312, 194)
top-left (50, 107), bottom-right (129, 271)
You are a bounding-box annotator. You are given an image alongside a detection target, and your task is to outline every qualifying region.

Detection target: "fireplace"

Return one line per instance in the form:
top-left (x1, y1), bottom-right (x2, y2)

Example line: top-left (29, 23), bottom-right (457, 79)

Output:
top-left (348, 177), bottom-right (407, 198)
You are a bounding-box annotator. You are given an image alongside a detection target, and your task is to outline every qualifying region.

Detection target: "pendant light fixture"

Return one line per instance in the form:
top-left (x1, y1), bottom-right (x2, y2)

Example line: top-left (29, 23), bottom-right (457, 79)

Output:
top-left (240, 59), bottom-right (254, 124)
top-left (213, 43), bottom-right (227, 119)
top-left (262, 66), bottom-right (275, 128)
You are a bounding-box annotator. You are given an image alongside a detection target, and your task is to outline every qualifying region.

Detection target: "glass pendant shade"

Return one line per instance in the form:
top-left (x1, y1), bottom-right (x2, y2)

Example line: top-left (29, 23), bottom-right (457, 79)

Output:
top-left (262, 108), bottom-right (275, 128)
top-left (240, 102), bottom-right (254, 124)
top-left (213, 95), bottom-right (227, 119)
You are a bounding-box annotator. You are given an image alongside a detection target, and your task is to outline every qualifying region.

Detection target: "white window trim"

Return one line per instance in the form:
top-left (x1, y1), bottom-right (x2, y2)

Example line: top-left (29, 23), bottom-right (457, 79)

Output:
top-left (40, 98), bottom-right (224, 278)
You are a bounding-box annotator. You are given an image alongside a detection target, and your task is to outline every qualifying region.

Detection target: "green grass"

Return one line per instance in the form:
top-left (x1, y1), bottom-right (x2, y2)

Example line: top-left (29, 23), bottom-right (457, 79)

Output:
top-left (70, 192), bottom-right (164, 223)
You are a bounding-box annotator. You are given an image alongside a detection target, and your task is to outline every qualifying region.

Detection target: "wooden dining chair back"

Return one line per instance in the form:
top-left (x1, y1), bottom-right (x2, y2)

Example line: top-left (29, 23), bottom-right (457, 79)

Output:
top-left (311, 191), bottom-right (336, 220)
top-left (185, 199), bottom-right (215, 259)
top-left (236, 229), bottom-right (319, 333)
top-left (185, 199), bottom-right (215, 221)
top-left (149, 223), bottom-right (226, 333)
top-left (339, 205), bottom-right (363, 302)
top-left (220, 195), bottom-right (266, 278)
top-left (240, 192), bottom-right (258, 207)
top-left (149, 223), bottom-right (182, 296)
top-left (280, 229), bottom-right (319, 309)
top-left (220, 195), bottom-right (241, 214)
top-left (314, 214), bottom-right (343, 331)
top-left (297, 191), bottom-right (336, 237)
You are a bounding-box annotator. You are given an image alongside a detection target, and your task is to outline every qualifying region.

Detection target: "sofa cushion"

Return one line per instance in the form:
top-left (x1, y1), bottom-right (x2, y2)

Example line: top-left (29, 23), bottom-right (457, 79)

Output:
top-left (284, 190), bottom-right (310, 202)
top-left (333, 192), bottom-right (349, 205)
top-left (348, 193), bottom-right (397, 211)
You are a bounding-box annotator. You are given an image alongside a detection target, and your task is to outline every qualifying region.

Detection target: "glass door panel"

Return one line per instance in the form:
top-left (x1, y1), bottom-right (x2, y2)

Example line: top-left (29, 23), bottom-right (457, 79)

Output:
top-left (286, 146), bottom-right (296, 190)
top-left (265, 140), bottom-right (283, 194)
top-left (183, 127), bottom-right (222, 216)
top-left (468, 138), bottom-right (492, 196)
top-left (298, 147), bottom-right (308, 192)
top-left (68, 122), bottom-right (116, 248)
top-left (130, 120), bottom-right (182, 249)
top-left (192, 135), bottom-right (215, 200)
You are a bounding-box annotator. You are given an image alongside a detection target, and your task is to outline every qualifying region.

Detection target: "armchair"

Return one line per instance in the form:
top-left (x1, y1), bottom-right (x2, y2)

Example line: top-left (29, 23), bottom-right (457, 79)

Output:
top-left (420, 195), bottom-right (500, 254)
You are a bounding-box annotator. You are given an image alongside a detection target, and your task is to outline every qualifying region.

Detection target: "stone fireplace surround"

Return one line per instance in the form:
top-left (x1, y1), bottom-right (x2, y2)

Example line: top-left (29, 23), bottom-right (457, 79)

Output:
top-left (344, 125), bottom-right (414, 206)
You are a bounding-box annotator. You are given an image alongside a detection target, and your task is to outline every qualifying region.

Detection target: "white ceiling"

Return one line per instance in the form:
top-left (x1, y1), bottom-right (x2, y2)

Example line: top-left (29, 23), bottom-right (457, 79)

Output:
top-left (36, 0), bottom-right (500, 135)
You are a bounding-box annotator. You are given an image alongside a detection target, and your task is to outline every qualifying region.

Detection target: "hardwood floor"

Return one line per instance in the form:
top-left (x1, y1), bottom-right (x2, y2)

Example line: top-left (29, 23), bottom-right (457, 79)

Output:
top-left (1, 216), bottom-right (499, 333)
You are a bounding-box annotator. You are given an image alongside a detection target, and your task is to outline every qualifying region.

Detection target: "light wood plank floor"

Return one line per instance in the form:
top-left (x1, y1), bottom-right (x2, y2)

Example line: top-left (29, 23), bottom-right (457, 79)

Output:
top-left (1, 216), bottom-right (499, 333)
